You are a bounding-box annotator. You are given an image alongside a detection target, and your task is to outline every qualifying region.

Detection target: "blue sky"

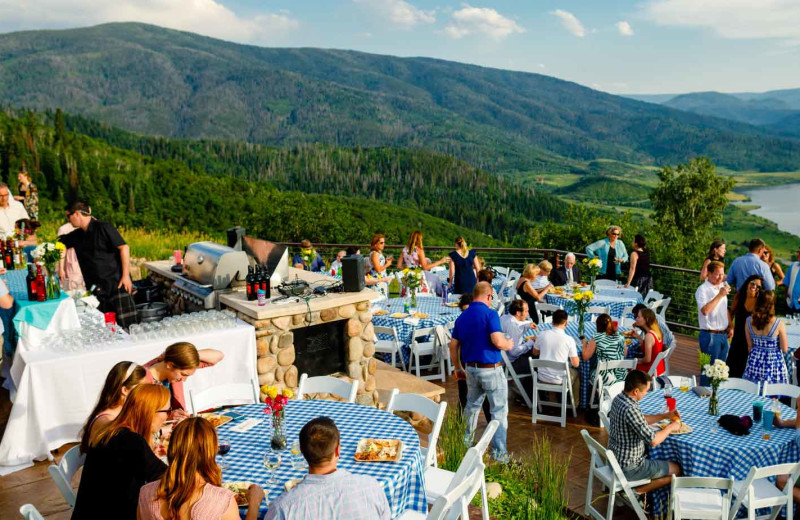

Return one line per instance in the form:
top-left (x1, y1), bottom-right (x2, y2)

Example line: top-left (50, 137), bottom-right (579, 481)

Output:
top-left (1, 0), bottom-right (799, 95)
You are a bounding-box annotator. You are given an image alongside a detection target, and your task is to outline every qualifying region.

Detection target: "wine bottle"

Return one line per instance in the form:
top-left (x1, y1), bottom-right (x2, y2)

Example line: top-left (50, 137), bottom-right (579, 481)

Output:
top-left (245, 265), bottom-right (255, 301)
top-left (26, 265), bottom-right (36, 300)
top-left (35, 264), bottom-right (46, 302)
top-left (3, 239), bottom-right (11, 269)
top-left (259, 265), bottom-right (270, 298)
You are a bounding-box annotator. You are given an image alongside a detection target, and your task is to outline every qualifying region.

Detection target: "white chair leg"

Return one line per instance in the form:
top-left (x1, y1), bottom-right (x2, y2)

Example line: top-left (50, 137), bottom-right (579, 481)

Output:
top-left (415, 351), bottom-right (421, 378)
top-left (480, 479), bottom-right (490, 520)
top-left (532, 383), bottom-right (538, 423)
top-left (606, 481), bottom-right (616, 520)
top-left (560, 382), bottom-right (567, 427)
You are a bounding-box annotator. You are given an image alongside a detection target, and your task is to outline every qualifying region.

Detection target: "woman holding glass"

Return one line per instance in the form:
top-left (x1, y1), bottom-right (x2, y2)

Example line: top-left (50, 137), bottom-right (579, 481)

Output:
top-left (727, 275), bottom-right (763, 378)
top-left (585, 225), bottom-right (628, 281)
top-left (366, 233), bottom-right (393, 277)
top-left (138, 417), bottom-right (263, 520)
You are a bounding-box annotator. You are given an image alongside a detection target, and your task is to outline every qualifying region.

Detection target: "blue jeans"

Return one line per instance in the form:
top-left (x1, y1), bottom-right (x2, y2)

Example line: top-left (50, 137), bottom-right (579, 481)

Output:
top-left (464, 365), bottom-right (508, 461)
top-left (699, 331), bottom-right (729, 386)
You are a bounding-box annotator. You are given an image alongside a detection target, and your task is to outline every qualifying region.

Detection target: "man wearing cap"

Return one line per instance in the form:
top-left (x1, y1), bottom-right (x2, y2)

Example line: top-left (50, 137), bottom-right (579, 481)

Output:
top-left (784, 245), bottom-right (800, 314)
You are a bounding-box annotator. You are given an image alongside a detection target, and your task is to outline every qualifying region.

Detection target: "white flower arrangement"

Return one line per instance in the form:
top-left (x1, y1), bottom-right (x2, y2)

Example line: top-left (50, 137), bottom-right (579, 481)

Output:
top-left (588, 258), bottom-right (603, 269)
top-left (703, 359), bottom-right (730, 383)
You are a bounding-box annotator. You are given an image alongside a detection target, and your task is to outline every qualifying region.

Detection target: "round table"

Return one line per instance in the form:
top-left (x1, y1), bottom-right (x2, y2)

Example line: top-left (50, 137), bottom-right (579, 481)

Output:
top-left (545, 291), bottom-right (642, 319)
top-left (639, 388), bottom-right (799, 516)
top-left (216, 400), bottom-right (427, 519)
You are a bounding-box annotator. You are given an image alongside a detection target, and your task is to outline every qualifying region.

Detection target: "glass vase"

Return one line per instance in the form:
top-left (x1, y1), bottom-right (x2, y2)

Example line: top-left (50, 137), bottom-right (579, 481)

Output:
top-left (709, 385), bottom-right (719, 416)
top-left (46, 273), bottom-right (61, 300)
top-left (590, 275), bottom-right (596, 293)
top-left (578, 313), bottom-right (585, 337)
top-left (271, 412), bottom-right (287, 450)
top-left (410, 290), bottom-right (418, 310)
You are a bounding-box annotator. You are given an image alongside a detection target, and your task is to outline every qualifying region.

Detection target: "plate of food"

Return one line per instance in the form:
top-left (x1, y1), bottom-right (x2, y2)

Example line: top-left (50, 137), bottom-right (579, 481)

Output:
top-left (656, 419), bottom-right (693, 435)
top-left (444, 302), bottom-right (460, 307)
top-left (389, 313), bottom-right (409, 319)
top-left (354, 439), bottom-right (404, 462)
top-left (222, 481), bottom-right (268, 507)
top-left (199, 413), bottom-right (233, 428)
top-left (373, 309), bottom-right (389, 316)
top-left (412, 312), bottom-right (430, 319)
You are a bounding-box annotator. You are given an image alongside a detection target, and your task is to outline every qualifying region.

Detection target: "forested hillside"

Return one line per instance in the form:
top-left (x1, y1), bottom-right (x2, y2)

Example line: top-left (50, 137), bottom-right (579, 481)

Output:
top-left (2, 23), bottom-right (800, 171)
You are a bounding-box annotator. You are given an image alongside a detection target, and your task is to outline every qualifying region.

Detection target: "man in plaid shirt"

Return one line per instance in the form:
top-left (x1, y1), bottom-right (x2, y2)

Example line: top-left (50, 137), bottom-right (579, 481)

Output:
top-left (608, 370), bottom-right (683, 492)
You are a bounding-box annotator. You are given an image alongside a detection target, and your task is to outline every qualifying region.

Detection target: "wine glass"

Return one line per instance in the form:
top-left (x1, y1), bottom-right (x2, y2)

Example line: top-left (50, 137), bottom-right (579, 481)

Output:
top-left (218, 436), bottom-right (232, 471)
top-left (263, 449), bottom-right (281, 485)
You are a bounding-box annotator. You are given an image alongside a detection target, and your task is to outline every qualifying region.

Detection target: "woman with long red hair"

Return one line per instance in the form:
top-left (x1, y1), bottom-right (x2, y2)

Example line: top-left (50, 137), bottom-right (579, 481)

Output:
top-left (138, 417), bottom-right (263, 520)
top-left (73, 385), bottom-right (170, 519)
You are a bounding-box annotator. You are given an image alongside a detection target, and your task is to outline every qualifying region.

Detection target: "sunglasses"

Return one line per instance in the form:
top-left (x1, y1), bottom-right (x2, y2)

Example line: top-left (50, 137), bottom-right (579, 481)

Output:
top-left (748, 281), bottom-right (762, 288)
top-left (156, 408), bottom-right (173, 415)
top-left (611, 233), bottom-right (620, 236)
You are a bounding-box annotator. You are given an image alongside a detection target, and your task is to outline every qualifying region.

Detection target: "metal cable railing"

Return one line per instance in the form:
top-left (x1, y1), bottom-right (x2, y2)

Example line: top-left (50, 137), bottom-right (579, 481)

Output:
top-left (280, 242), bottom-right (704, 334)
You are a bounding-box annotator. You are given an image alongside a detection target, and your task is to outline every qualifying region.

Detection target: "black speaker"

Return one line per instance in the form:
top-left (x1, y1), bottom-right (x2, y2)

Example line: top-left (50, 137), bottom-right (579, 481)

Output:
top-left (341, 255), bottom-right (365, 292)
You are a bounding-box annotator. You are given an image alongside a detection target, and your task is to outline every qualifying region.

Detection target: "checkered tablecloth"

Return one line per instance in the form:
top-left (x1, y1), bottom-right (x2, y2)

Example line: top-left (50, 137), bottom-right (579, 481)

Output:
top-left (639, 388), bottom-right (800, 516)
top-left (373, 296), bottom-right (461, 365)
top-left (545, 292), bottom-right (642, 318)
top-left (216, 400), bottom-right (427, 519)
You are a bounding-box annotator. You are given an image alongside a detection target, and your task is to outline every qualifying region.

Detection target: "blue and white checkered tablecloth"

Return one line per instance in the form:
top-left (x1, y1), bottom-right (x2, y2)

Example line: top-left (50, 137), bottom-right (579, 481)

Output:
top-left (373, 296), bottom-right (461, 365)
top-left (545, 292), bottom-right (642, 319)
top-left (639, 388), bottom-right (799, 516)
top-left (216, 400), bottom-right (427, 519)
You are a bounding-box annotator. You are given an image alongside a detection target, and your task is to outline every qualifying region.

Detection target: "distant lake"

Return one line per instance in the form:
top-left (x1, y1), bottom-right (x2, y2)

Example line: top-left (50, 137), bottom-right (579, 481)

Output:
top-left (740, 183), bottom-right (800, 238)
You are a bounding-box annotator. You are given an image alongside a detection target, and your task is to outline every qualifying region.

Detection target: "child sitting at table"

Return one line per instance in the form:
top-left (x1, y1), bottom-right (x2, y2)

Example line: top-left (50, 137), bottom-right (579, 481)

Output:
top-left (772, 400), bottom-right (800, 502)
top-left (144, 342), bottom-right (224, 420)
top-left (79, 361), bottom-right (147, 453)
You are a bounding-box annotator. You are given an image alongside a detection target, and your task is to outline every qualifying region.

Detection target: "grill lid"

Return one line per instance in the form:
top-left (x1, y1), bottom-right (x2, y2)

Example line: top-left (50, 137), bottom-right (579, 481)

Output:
top-left (182, 241), bottom-right (248, 290)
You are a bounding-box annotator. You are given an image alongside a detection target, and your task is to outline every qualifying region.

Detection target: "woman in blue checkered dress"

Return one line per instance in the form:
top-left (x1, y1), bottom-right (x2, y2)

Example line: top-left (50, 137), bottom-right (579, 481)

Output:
top-left (742, 290), bottom-right (789, 385)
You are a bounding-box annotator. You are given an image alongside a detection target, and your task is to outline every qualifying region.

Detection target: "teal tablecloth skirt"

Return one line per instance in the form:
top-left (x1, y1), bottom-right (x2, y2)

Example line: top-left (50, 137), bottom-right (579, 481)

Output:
top-left (1, 269), bottom-right (68, 357)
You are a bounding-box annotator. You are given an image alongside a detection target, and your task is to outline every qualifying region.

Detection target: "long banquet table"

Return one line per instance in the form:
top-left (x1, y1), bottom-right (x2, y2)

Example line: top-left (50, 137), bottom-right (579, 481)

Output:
top-left (217, 400), bottom-right (427, 519)
top-left (0, 320), bottom-right (257, 474)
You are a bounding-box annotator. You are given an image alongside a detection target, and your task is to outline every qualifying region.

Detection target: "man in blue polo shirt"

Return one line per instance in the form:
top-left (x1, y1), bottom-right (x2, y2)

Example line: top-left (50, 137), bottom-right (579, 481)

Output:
top-left (449, 281), bottom-right (513, 461)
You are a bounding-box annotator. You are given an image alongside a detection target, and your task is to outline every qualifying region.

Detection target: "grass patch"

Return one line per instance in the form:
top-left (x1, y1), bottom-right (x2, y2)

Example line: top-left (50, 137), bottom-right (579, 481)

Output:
top-left (438, 406), bottom-right (470, 472)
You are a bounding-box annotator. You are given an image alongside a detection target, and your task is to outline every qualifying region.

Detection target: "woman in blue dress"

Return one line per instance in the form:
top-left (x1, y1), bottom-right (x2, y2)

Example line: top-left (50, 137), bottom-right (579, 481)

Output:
top-left (742, 290), bottom-right (789, 385)
top-left (448, 236), bottom-right (479, 295)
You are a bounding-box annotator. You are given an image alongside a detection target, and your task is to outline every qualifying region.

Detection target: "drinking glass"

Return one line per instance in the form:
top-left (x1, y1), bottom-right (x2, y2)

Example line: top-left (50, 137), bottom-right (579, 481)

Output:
top-left (680, 377), bottom-right (690, 392)
top-left (263, 450), bottom-right (281, 485)
top-left (218, 436), bottom-right (232, 470)
top-left (290, 440), bottom-right (305, 470)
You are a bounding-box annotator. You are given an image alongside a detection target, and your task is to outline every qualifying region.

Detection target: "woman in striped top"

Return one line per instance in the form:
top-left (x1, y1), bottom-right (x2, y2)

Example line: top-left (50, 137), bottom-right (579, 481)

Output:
top-left (581, 314), bottom-right (627, 385)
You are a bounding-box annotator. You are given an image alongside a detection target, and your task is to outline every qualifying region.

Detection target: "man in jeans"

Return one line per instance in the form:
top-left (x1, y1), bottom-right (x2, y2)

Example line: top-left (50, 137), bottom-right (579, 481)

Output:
top-left (608, 370), bottom-right (682, 496)
top-left (695, 261), bottom-right (731, 385)
top-left (449, 281), bottom-right (513, 461)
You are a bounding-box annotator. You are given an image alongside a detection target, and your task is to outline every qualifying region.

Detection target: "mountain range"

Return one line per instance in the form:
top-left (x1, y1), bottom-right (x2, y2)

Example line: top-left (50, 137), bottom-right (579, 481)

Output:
top-left (2, 23), bottom-right (800, 171)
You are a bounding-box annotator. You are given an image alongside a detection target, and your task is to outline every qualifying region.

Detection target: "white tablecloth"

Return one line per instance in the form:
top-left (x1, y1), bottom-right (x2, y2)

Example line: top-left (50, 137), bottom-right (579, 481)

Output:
top-left (0, 321), bottom-right (257, 474)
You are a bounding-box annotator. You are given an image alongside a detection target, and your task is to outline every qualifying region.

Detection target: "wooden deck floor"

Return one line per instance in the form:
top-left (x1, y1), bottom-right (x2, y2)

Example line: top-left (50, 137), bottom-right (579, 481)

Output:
top-left (0, 333), bottom-right (701, 519)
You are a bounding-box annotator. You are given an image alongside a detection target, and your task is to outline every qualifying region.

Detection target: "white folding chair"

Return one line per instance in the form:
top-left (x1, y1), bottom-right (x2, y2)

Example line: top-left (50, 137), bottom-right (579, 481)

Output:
top-left (409, 326), bottom-right (447, 381)
top-left (374, 325), bottom-right (406, 371)
top-left (621, 317), bottom-right (636, 329)
top-left (587, 305), bottom-right (611, 316)
top-left (598, 409), bottom-right (612, 431)
top-left (590, 359), bottom-right (637, 410)
top-left (402, 450), bottom-right (486, 520)
top-left (582, 429), bottom-right (650, 520)
top-left (494, 266), bottom-right (510, 277)
top-left (537, 302), bottom-right (562, 324)
top-left (720, 378), bottom-right (760, 395)
top-left (296, 373), bottom-right (358, 403)
top-left (19, 505), bottom-right (45, 520)
top-left (728, 462), bottom-right (800, 520)
top-left (425, 421), bottom-right (499, 520)
top-left (48, 445), bottom-right (85, 508)
top-left (529, 359), bottom-right (577, 427)
top-left (434, 325), bottom-right (454, 377)
top-left (506, 274), bottom-right (521, 301)
top-left (647, 349), bottom-right (670, 378)
top-left (649, 298), bottom-right (671, 320)
top-left (501, 350), bottom-right (532, 408)
top-left (188, 379), bottom-right (259, 414)
top-left (387, 390), bottom-right (447, 468)
top-left (599, 381), bottom-right (626, 423)
top-left (671, 476), bottom-right (734, 520)
top-left (644, 289), bottom-right (664, 304)
top-left (621, 305), bottom-right (635, 318)
top-left (762, 382), bottom-right (800, 408)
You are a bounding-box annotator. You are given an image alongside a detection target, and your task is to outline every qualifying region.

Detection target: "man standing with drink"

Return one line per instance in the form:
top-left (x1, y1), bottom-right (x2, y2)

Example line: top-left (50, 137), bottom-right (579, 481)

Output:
top-left (695, 261), bottom-right (731, 385)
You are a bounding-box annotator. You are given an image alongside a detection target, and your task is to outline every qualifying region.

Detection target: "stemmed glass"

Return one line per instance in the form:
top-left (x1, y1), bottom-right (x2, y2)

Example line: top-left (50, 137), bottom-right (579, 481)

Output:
top-left (263, 449), bottom-right (281, 485)
top-left (218, 436), bottom-right (231, 471)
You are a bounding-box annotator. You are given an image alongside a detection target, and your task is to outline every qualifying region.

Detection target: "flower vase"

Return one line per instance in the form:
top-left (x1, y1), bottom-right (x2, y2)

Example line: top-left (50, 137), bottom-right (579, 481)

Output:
top-left (410, 290), bottom-right (418, 311)
top-left (271, 412), bottom-right (287, 450)
top-left (46, 271), bottom-right (61, 300)
top-left (578, 313), bottom-right (586, 337)
top-left (590, 275), bottom-right (596, 293)
top-left (709, 385), bottom-right (719, 416)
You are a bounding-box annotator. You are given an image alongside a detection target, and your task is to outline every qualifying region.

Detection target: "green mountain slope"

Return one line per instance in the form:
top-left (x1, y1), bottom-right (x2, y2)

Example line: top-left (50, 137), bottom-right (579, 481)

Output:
top-left (2, 23), bottom-right (800, 171)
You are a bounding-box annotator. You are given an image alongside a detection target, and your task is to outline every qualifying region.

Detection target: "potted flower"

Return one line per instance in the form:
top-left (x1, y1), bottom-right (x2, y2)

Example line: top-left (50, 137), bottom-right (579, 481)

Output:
top-left (402, 267), bottom-right (425, 309)
top-left (702, 359), bottom-right (729, 416)
top-left (262, 386), bottom-right (294, 450)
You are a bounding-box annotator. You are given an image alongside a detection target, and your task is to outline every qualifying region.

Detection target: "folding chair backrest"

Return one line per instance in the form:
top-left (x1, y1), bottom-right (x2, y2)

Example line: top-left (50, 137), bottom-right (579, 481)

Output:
top-left (189, 380), bottom-right (259, 414)
top-left (433, 325), bottom-right (450, 351)
top-left (621, 317), bottom-right (635, 329)
top-left (412, 327), bottom-right (436, 342)
top-left (494, 267), bottom-right (509, 277)
top-left (386, 391), bottom-right (447, 467)
top-left (581, 429), bottom-right (629, 485)
top-left (19, 505), bottom-right (45, 520)
top-left (598, 409), bottom-right (611, 430)
top-left (599, 359), bottom-right (637, 373)
top-left (644, 290), bottom-right (663, 303)
top-left (296, 374), bottom-right (358, 403)
top-left (48, 445), bottom-right (85, 508)
top-left (587, 305), bottom-right (611, 315)
top-left (720, 378), bottom-right (760, 395)
top-left (472, 420), bottom-right (499, 456)
top-left (531, 359), bottom-right (568, 379)
top-left (428, 465), bottom-right (484, 520)
top-left (621, 305), bottom-right (635, 317)
top-left (762, 383), bottom-right (800, 400)
top-left (671, 476), bottom-right (733, 520)
top-left (373, 325), bottom-right (399, 341)
top-left (647, 349), bottom-right (670, 377)
top-left (730, 462), bottom-right (800, 516)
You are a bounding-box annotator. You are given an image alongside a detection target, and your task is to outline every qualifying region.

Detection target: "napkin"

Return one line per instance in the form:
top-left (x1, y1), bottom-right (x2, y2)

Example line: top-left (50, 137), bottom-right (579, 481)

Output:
top-left (692, 386), bottom-right (712, 398)
top-left (403, 317), bottom-right (421, 327)
top-left (229, 419), bottom-right (262, 433)
top-left (718, 415), bottom-right (752, 436)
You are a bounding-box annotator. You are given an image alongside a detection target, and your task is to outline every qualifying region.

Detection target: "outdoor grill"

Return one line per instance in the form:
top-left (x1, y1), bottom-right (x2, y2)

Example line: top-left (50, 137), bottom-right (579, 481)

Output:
top-left (171, 241), bottom-right (249, 309)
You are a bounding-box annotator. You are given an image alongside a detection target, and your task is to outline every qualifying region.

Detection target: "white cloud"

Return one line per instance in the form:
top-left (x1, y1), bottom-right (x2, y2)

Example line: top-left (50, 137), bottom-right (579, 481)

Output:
top-left (642, 0), bottom-right (800, 43)
top-left (444, 5), bottom-right (525, 40)
top-left (550, 9), bottom-right (586, 37)
top-left (0, 0), bottom-right (299, 44)
top-left (616, 21), bottom-right (634, 36)
top-left (354, 0), bottom-right (435, 28)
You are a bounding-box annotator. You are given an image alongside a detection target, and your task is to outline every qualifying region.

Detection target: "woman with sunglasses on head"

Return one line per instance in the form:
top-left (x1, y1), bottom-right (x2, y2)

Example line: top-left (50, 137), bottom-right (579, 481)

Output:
top-left (79, 361), bottom-right (147, 454)
top-left (139, 417), bottom-right (263, 520)
top-left (727, 275), bottom-right (763, 378)
top-left (586, 225), bottom-right (628, 282)
top-left (144, 342), bottom-right (224, 420)
top-left (72, 385), bottom-right (170, 520)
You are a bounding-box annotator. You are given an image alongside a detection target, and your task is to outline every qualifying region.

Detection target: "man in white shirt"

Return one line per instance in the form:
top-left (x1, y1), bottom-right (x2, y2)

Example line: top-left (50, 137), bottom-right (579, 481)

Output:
top-left (695, 260), bottom-right (731, 385)
top-left (0, 183), bottom-right (29, 236)
top-left (500, 299), bottom-right (537, 372)
top-left (533, 309), bottom-right (580, 401)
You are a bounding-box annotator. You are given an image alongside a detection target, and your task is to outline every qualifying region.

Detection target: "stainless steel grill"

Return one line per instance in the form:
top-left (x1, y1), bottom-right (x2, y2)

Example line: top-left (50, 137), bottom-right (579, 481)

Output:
top-left (171, 241), bottom-right (248, 309)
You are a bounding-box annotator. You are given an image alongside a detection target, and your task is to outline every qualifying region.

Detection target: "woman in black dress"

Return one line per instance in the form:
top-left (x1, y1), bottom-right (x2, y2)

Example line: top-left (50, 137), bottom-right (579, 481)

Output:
top-left (448, 236), bottom-right (479, 295)
top-left (625, 234), bottom-right (652, 298)
top-left (72, 385), bottom-right (170, 520)
top-left (728, 274), bottom-right (763, 378)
